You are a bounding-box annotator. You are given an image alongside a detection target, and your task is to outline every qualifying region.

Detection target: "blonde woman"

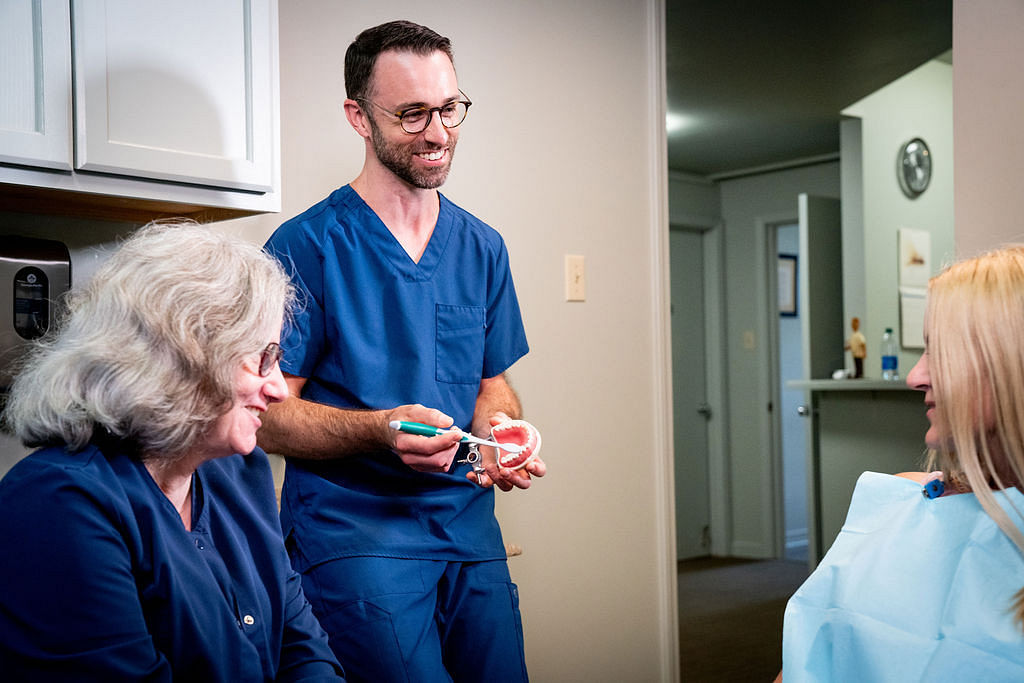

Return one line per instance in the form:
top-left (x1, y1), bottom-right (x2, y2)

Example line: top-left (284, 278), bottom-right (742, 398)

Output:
top-left (780, 246), bottom-right (1024, 681)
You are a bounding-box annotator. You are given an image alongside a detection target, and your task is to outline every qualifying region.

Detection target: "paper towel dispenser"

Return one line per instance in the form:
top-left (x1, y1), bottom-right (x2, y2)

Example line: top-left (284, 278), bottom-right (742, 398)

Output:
top-left (1, 236), bottom-right (71, 388)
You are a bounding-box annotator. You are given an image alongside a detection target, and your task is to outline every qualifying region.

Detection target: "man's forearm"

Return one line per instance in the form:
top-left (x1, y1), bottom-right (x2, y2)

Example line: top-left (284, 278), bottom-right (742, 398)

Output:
top-left (257, 395), bottom-right (391, 459)
top-left (472, 373), bottom-right (522, 437)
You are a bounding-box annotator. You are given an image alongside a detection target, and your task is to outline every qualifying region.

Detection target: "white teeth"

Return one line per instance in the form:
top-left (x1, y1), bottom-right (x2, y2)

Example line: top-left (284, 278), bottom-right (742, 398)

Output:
top-left (493, 424), bottom-right (533, 444)
top-left (419, 150), bottom-right (444, 161)
top-left (491, 419), bottom-right (542, 470)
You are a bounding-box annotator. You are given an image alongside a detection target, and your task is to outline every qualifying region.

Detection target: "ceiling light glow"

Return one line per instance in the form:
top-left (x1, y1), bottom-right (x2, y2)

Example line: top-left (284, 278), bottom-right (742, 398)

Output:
top-left (666, 111), bottom-right (693, 135)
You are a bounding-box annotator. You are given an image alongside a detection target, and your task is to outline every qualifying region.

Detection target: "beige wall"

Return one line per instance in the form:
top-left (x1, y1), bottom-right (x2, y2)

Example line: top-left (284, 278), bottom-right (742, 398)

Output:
top-left (220, 1), bottom-right (676, 680)
top-left (953, 0), bottom-right (1024, 256)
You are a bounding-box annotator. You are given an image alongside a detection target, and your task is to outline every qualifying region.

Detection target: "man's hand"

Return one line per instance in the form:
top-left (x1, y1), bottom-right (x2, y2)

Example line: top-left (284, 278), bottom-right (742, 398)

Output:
top-left (466, 412), bottom-right (547, 491)
top-left (386, 404), bottom-right (463, 473)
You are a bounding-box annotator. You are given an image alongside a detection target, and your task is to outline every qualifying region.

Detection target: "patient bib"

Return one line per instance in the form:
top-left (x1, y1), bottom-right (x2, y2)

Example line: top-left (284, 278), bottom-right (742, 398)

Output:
top-left (783, 471), bottom-right (1024, 682)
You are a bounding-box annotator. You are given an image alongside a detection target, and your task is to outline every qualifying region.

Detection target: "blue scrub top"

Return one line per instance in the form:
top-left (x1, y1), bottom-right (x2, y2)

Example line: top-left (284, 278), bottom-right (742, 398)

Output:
top-left (265, 185), bottom-right (529, 566)
top-left (0, 443), bottom-right (343, 682)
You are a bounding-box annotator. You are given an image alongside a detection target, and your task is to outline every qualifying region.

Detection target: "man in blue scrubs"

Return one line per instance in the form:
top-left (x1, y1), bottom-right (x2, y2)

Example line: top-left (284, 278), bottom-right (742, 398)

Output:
top-left (260, 20), bottom-right (545, 682)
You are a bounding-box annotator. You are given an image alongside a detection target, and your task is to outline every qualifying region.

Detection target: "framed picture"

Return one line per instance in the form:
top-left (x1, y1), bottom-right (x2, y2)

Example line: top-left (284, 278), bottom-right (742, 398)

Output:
top-left (898, 227), bottom-right (931, 289)
top-left (778, 254), bottom-right (797, 316)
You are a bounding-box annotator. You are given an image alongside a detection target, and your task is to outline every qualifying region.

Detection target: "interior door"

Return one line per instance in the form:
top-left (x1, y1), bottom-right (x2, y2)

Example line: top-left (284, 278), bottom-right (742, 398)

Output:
top-left (670, 227), bottom-right (711, 560)
top-left (797, 193), bottom-right (843, 564)
top-left (798, 194), bottom-right (844, 382)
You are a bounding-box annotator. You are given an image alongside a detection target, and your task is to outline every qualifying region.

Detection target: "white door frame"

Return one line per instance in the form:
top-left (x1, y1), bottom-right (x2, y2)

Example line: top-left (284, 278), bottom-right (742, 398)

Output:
top-left (648, 3), bottom-right (677, 679)
top-left (757, 211), bottom-right (799, 558)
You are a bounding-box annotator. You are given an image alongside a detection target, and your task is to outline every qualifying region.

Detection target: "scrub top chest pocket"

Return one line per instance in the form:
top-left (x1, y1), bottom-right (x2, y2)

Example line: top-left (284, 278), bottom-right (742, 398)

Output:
top-left (435, 303), bottom-right (486, 385)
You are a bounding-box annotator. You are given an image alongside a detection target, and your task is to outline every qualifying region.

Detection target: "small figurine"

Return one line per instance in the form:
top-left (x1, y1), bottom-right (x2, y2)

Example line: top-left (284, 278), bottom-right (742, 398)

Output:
top-left (845, 317), bottom-right (867, 378)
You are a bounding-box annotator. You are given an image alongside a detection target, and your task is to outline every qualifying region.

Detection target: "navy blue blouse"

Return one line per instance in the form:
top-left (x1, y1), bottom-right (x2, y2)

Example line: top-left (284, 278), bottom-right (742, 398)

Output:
top-left (0, 442), bottom-right (343, 681)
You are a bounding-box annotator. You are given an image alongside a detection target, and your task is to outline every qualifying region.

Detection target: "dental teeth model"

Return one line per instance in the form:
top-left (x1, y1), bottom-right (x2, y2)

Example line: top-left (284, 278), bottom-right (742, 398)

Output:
top-left (489, 419), bottom-right (542, 470)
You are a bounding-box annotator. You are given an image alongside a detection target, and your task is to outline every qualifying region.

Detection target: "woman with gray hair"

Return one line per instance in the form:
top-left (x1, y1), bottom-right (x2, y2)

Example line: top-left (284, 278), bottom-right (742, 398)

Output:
top-left (0, 221), bottom-right (344, 681)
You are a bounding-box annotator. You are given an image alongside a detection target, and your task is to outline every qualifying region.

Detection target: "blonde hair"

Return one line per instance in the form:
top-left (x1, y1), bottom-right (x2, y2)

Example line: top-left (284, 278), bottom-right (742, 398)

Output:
top-left (3, 220), bottom-right (294, 461)
top-left (925, 245), bottom-right (1024, 627)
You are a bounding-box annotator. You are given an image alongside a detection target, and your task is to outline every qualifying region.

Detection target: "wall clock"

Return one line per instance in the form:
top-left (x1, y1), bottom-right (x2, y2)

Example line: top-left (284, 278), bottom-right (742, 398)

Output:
top-left (897, 137), bottom-right (931, 198)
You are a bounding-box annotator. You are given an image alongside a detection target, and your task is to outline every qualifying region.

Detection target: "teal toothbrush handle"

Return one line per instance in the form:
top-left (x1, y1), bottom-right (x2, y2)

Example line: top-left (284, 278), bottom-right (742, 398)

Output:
top-left (388, 420), bottom-right (523, 454)
top-left (389, 420), bottom-right (451, 438)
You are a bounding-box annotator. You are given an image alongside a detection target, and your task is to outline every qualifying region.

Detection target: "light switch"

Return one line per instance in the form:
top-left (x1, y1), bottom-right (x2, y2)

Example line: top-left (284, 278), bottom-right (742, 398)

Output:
top-left (565, 254), bottom-right (585, 301)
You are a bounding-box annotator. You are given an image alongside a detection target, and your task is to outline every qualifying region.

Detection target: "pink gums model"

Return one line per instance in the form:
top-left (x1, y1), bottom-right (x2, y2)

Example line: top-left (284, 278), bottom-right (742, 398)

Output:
top-left (491, 420), bottom-right (542, 470)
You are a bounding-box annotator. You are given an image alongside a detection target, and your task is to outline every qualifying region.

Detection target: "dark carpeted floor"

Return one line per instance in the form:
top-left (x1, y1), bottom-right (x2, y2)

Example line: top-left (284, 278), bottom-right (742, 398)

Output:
top-left (678, 557), bottom-right (809, 682)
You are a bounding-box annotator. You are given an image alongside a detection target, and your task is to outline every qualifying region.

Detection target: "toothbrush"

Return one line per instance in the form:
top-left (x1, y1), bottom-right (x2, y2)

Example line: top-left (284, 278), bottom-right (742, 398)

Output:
top-left (389, 420), bottom-right (524, 454)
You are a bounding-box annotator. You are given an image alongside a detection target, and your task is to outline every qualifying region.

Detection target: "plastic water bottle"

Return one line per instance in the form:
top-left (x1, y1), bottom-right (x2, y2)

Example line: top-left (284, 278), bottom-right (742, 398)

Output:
top-left (881, 327), bottom-right (899, 380)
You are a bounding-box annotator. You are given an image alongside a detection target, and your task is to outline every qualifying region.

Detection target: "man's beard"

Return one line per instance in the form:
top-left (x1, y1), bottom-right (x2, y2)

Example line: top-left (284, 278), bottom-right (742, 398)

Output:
top-left (368, 115), bottom-right (455, 189)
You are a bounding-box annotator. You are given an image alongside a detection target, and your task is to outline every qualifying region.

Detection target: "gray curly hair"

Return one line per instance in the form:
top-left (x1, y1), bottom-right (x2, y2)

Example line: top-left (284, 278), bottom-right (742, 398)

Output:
top-left (3, 220), bottom-right (294, 460)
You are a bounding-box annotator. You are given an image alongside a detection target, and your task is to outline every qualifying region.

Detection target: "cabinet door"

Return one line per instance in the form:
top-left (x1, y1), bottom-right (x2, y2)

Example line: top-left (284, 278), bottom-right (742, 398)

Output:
top-left (71, 0), bottom-right (275, 192)
top-left (0, 0), bottom-right (72, 170)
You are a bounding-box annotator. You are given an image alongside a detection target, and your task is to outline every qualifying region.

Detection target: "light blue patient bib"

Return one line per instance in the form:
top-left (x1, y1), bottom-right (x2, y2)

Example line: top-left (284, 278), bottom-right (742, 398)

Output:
top-left (783, 471), bottom-right (1024, 682)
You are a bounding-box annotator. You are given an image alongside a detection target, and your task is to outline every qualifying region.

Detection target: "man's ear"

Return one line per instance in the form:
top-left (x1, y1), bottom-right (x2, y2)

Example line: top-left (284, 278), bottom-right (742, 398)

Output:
top-left (343, 99), bottom-right (372, 139)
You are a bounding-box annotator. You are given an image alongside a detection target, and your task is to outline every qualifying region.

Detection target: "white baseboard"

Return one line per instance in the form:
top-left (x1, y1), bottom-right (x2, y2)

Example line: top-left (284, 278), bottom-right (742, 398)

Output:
top-left (785, 528), bottom-right (808, 553)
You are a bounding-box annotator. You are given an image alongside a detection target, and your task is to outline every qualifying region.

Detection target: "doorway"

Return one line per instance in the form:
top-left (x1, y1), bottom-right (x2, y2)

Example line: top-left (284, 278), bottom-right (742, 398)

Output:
top-left (773, 222), bottom-right (808, 562)
top-left (671, 226), bottom-right (710, 559)
top-left (764, 195), bottom-right (843, 565)
top-left (670, 222), bottom-right (728, 560)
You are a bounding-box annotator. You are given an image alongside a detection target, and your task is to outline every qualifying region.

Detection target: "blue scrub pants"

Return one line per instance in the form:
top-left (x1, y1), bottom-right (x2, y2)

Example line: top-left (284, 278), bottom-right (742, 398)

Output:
top-left (298, 556), bottom-right (528, 682)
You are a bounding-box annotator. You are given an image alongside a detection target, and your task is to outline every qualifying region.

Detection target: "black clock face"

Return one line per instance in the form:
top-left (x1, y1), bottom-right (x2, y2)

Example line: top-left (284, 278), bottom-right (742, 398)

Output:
top-left (898, 138), bottom-right (931, 198)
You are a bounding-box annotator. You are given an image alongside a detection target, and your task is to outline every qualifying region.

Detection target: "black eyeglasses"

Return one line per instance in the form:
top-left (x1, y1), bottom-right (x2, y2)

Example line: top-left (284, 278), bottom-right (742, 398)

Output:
top-left (356, 91), bottom-right (472, 134)
top-left (258, 342), bottom-right (283, 377)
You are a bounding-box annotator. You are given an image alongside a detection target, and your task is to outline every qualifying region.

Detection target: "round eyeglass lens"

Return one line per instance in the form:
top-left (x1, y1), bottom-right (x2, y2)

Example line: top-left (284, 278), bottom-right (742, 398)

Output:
top-left (440, 102), bottom-right (467, 127)
top-left (401, 102), bottom-right (468, 133)
top-left (259, 343), bottom-right (282, 377)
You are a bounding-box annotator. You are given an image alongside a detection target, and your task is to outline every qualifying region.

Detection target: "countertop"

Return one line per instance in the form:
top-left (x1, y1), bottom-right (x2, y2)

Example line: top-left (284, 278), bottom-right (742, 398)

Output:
top-left (786, 379), bottom-right (915, 391)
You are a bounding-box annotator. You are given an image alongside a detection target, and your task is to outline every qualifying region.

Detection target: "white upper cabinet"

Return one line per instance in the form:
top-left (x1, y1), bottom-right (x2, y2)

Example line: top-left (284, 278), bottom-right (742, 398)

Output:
top-left (0, 0), bottom-right (72, 170)
top-left (72, 0), bottom-right (274, 192)
top-left (0, 0), bottom-right (280, 219)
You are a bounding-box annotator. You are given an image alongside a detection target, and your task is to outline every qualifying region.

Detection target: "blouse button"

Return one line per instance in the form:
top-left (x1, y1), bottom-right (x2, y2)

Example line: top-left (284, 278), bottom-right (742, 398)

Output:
top-left (242, 614), bottom-right (255, 626)
top-left (194, 538), bottom-right (204, 550)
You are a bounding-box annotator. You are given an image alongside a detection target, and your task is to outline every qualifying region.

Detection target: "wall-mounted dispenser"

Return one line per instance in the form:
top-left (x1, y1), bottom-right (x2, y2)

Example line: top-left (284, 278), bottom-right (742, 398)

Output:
top-left (1, 236), bottom-right (71, 389)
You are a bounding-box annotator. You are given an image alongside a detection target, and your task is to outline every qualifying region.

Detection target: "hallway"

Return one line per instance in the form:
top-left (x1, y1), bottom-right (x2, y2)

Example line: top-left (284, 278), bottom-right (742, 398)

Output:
top-left (678, 557), bottom-right (808, 681)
